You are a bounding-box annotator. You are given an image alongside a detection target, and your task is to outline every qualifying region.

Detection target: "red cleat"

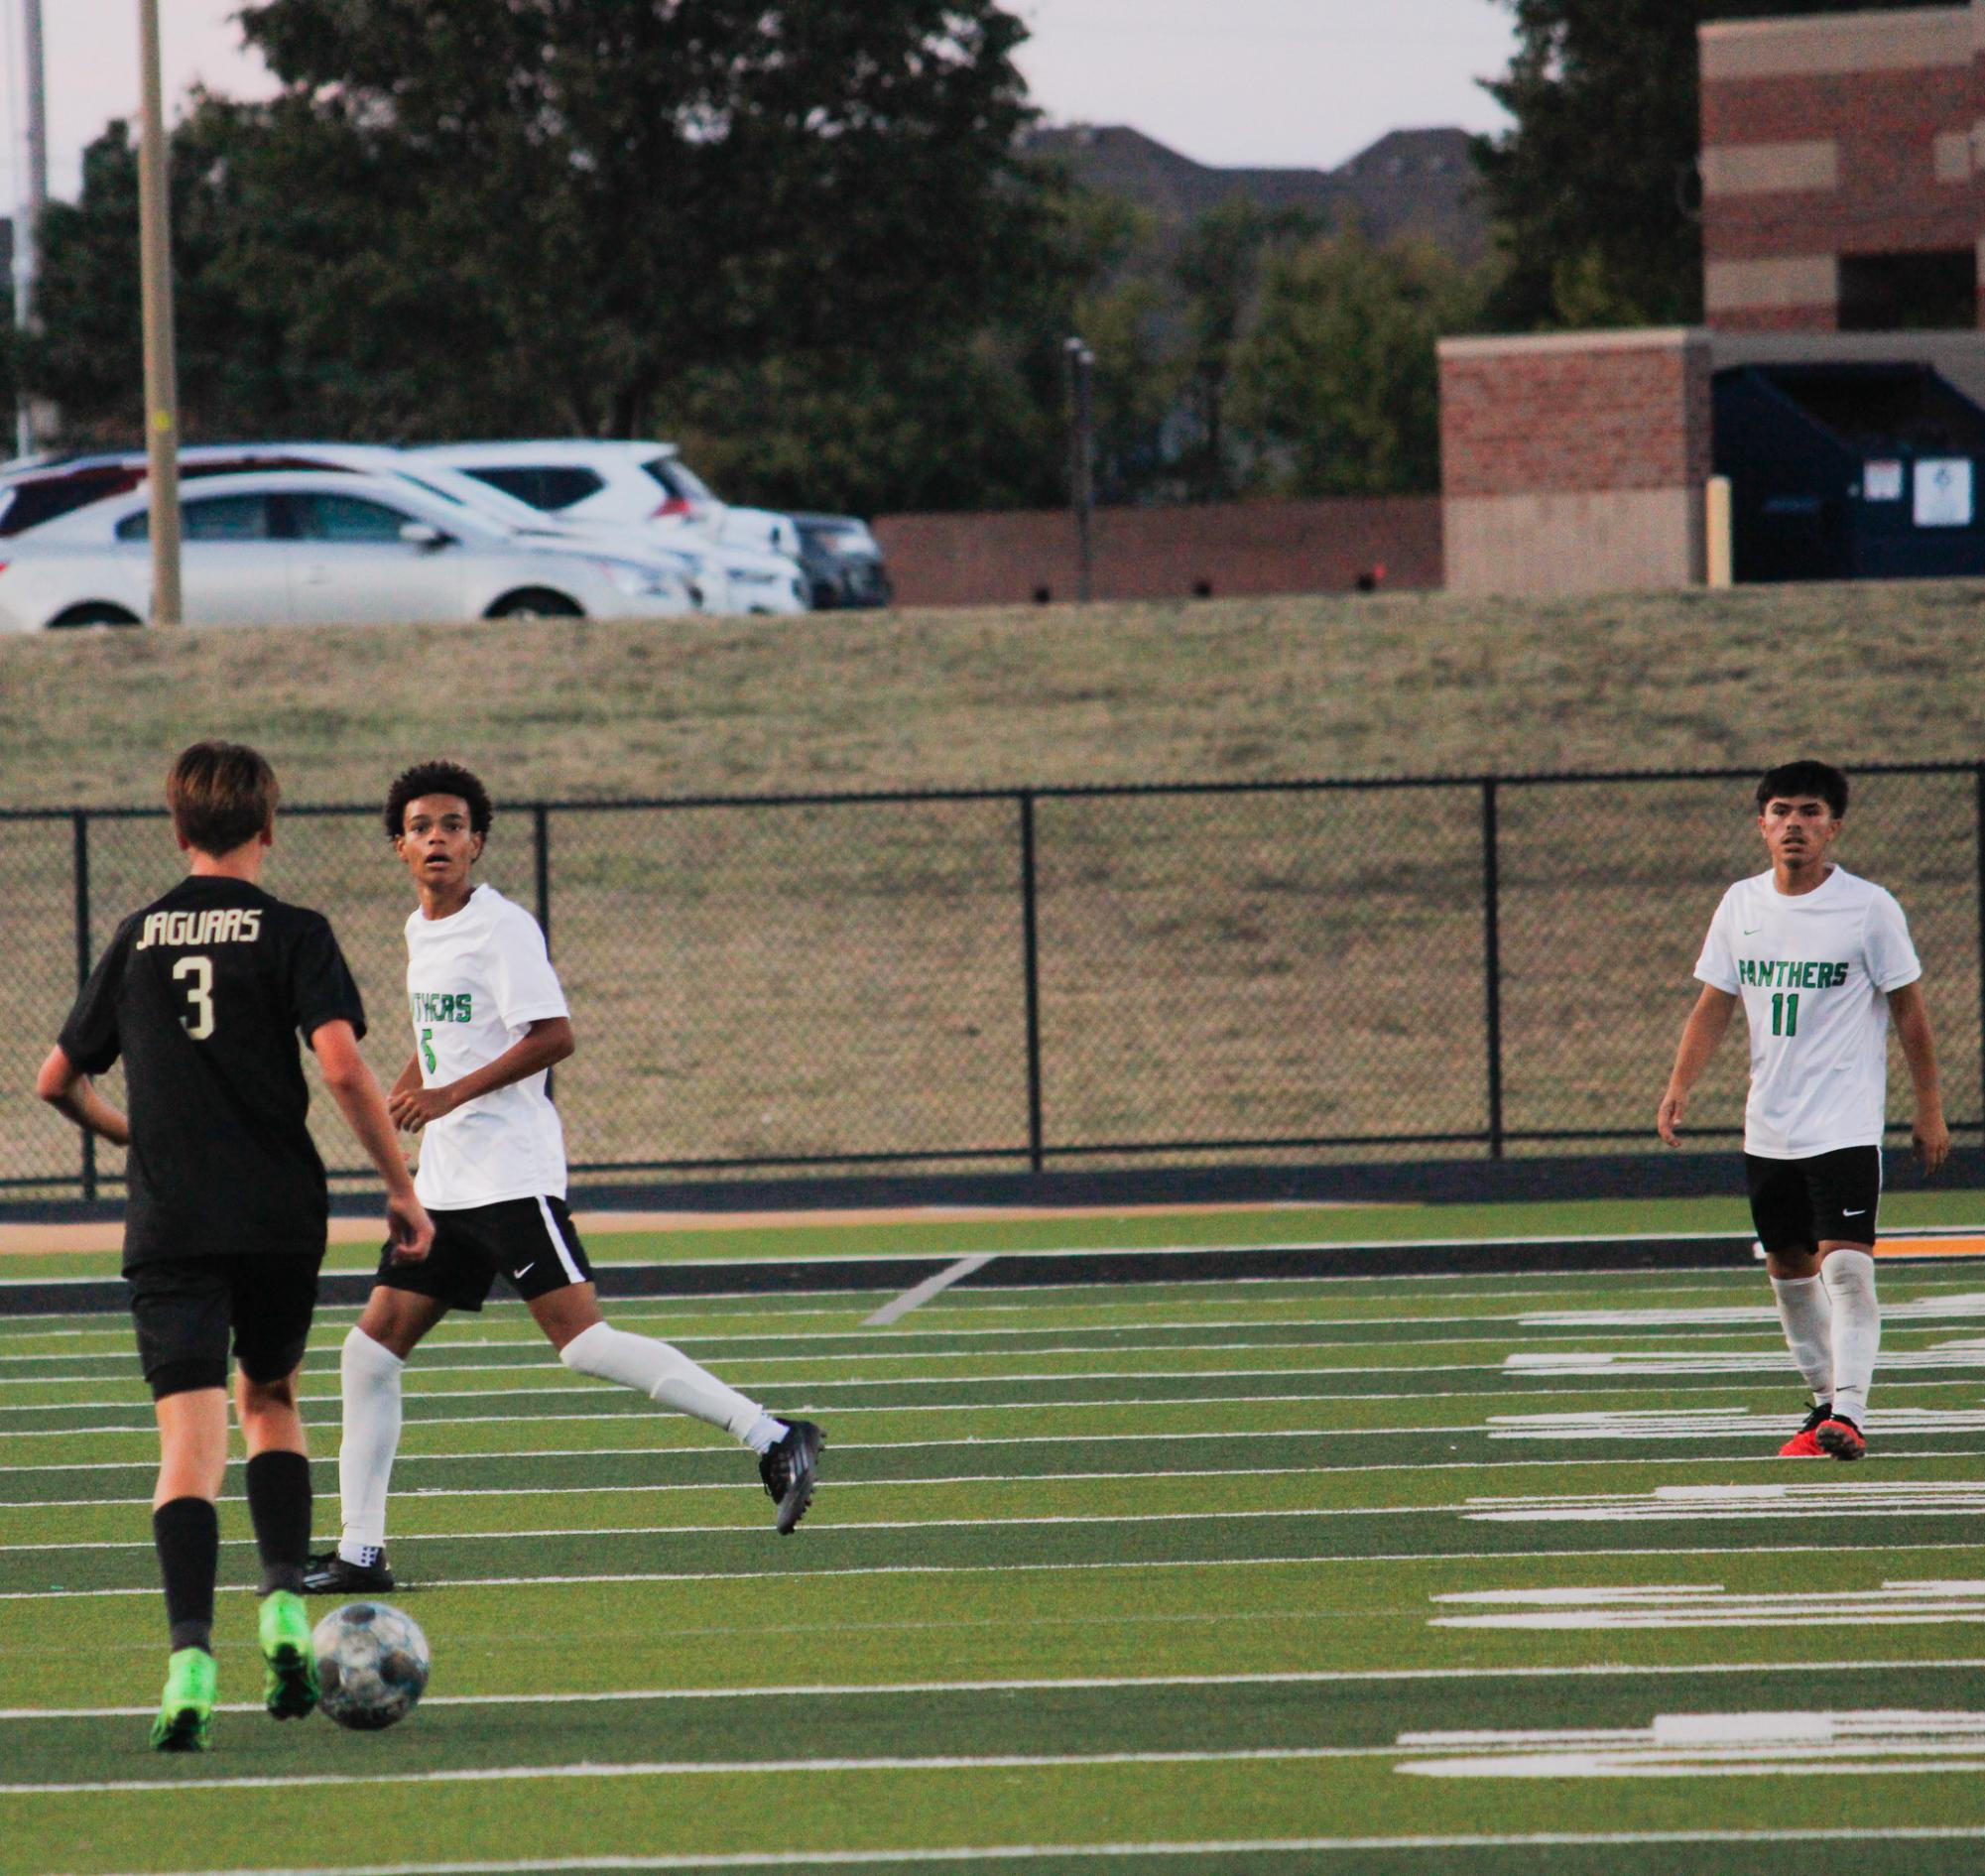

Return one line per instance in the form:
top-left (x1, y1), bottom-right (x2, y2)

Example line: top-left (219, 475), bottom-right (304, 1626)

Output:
top-left (1815, 1415), bottom-right (1866, 1460)
top-left (1778, 1405), bottom-right (1830, 1456)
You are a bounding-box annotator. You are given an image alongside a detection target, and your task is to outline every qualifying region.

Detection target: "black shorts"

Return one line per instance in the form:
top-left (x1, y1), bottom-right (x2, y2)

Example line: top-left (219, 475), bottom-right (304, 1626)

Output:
top-left (127, 1252), bottom-right (325, 1401)
top-left (374, 1194), bottom-right (593, 1313)
top-left (1745, 1146), bottom-right (1882, 1255)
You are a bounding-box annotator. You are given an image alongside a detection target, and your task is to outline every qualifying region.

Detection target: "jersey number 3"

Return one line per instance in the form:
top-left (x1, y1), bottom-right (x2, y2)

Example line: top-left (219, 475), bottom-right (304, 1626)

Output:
top-left (173, 955), bottom-right (215, 1040)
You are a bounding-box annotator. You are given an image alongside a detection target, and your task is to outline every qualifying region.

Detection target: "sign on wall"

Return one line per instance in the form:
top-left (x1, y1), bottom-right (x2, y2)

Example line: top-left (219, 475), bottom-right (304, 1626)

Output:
top-left (1915, 458), bottom-right (1974, 527)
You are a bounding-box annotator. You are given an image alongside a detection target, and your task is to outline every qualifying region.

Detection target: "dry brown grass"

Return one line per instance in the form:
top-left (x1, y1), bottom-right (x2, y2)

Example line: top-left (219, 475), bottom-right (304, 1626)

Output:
top-left (0, 580), bottom-right (1982, 808)
top-left (2, 583), bottom-right (1979, 1192)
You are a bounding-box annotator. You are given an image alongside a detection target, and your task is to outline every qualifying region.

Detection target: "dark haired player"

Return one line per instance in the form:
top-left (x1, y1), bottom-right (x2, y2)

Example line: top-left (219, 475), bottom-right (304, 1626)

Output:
top-left (1660, 760), bottom-right (1948, 1460)
top-left (307, 759), bottom-right (820, 1595)
top-left (36, 742), bottom-right (432, 1751)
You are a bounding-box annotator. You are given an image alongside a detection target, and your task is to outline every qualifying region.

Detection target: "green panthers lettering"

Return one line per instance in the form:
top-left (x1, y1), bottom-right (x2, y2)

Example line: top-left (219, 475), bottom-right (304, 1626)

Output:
top-left (409, 989), bottom-right (473, 1024)
top-left (1738, 958), bottom-right (1848, 992)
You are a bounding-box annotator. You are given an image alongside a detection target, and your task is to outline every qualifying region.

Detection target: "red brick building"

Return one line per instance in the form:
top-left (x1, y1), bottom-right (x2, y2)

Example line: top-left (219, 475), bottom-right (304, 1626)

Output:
top-left (1701, 5), bottom-right (1984, 331)
top-left (1439, 331), bottom-right (1714, 593)
top-left (1441, 0), bottom-right (1985, 592)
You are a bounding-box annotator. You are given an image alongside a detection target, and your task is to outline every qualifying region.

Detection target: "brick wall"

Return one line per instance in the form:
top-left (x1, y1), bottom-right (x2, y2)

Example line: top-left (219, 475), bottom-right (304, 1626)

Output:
top-left (871, 497), bottom-right (1442, 608)
top-left (1440, 330), bottom-right (1714, 497)
top-left (1437, 330), bottom-right (1714, 594)
top-left (1698, 5), bottom-right (1985, 329)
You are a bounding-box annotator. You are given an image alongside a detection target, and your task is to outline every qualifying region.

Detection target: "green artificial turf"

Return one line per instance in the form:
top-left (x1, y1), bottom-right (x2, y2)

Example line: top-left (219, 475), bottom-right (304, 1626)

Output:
top-left (3, 1259), bottom-right (1985, 1873)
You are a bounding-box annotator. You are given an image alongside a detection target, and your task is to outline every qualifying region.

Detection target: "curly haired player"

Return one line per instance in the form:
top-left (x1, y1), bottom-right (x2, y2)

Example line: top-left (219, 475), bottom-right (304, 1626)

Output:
top-left (306, 759), bottom-right (820, 1595)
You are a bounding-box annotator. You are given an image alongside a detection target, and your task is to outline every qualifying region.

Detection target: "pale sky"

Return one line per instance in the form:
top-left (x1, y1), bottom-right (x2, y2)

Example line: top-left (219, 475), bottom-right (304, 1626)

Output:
top-left (12, 0), bottom-right (1519, 203)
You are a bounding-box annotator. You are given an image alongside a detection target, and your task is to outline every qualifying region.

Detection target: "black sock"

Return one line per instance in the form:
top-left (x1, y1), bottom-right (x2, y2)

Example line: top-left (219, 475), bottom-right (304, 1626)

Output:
top-left (244, 1449), bottom-right (312, 1596)
top-left (152, 1497), bottom-right (218, 1654)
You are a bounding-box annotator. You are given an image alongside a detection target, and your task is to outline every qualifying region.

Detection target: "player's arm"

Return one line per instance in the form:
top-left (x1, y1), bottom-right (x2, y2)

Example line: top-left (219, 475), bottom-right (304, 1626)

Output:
top-left (388, 1053), bottom-right (422, 1102)
top-left (1888, 981), bottom-right (1950, 1175)
top-left (34, 1046), bottom-right (131, 1147)
top-left (310, 1020), bottom-right (434, 1262)
top-left (388, 1016), bottom-right (573, 1134)
top-left (1658, 985), bottom-right (1736, 1147)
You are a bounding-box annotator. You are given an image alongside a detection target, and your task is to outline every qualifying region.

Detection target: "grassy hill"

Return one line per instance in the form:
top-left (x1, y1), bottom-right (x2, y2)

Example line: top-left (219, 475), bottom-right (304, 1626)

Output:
top-left (2, 581), bottom-right (1982, 811)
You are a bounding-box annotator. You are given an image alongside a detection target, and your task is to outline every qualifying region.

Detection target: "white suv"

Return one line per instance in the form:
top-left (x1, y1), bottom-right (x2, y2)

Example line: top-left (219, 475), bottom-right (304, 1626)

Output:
top-left (0, 442), bottom-right (728, 610)
top-left (0, 470), bottom-right (697, 630)
top-left (418, 440), bottom-right (808, 613)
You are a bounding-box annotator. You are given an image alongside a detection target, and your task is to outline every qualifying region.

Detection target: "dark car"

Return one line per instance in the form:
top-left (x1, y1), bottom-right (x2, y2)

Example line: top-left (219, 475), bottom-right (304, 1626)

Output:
top-left (791, 512), bottom-right (892, 609)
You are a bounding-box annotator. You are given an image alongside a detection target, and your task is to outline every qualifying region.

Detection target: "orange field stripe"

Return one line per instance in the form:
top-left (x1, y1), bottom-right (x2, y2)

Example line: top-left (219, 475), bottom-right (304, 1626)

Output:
top-left (1876, 1235), bottom-right (1985, 1259)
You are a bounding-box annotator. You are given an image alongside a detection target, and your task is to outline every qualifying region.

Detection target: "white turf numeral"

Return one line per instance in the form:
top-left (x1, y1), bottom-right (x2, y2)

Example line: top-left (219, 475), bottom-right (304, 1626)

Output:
top-left (173, 954), bottom-right (215, 1040)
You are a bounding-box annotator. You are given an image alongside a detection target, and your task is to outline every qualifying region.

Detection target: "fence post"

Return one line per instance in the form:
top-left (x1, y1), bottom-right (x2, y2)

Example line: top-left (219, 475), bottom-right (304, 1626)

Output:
top-left (1017, 791), bottom-right (1046, 1174)
top-left (71, 811), bottom-right (96, 1202)
top-left (1480, 779), bottom-right (1505, 1160)
top-left (1976, 765), bottom-right (1985, 1141)
top-left (533, 804), bottom-right (552, 946)
top-left (534, 804), bottom-right (554, 1101)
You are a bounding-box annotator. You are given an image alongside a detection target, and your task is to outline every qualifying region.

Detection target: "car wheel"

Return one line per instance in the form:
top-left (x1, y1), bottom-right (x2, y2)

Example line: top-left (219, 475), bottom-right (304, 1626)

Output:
top-left (47, 603), bottom-right (143, 629)
top-left (484, 588), bottom-right (585, 619)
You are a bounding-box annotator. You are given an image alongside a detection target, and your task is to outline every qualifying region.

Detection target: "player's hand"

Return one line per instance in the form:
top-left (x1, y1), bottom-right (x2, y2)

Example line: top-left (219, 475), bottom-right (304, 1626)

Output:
top-left (386, 1191), bottom-right (434, 1264)
top-left (1914, 1113), bottom-right (1952, 1177)
top-left (1657, 1087), bottom-right (1686, 1147)
top-left (388, 1084), bottom-right (455, 1134)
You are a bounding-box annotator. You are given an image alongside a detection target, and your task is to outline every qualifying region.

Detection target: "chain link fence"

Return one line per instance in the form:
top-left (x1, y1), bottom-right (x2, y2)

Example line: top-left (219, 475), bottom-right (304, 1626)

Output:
top-left (2, 764), bottom-right (1979, 1199)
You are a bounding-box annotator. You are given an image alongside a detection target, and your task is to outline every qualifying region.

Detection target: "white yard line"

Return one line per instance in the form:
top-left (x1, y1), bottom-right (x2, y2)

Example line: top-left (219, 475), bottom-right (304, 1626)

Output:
top-left (5, 1406), bottom-right (1974, 1473)
top-left (11, 1449), bottom-right (1985, 1520)
top-left (15, 1314), bottom-right (1974, 1383)
top-left (10, 1539), bottom-right (1985, 1603)
top-left (9, 1654), bottom-right (1984, 1721)
top-left (864, 1254), bottom-right (1001, 1326)
top-left (7, 1375), bottom-right (1985, 1442)
top-left (0, 1743), bottom-right (1401, 1796)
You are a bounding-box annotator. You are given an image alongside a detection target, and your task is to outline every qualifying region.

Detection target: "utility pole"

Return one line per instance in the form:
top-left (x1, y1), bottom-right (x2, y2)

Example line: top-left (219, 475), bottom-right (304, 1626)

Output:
top-left (1063, 336), bottom-right (1095, 604)
top-left (136, 0), bottom-right (182, 624)
top-left (13, 0), bottom-right (47, 457)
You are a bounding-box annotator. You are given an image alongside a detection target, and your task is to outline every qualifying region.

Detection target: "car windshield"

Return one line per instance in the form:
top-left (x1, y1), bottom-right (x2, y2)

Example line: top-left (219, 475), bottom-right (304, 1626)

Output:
top-left (642, 456), bottom-right (715, 504)
top-left (393, 467), bottom-right (540, 533)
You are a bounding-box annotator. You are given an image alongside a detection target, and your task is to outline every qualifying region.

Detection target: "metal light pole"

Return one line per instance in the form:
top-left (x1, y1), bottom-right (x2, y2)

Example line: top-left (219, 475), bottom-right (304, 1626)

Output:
top-left (1063, 336), bottom-right (1095, 605)
top-left (14, 0), bottom-right (47, 458)
top-left (136, 0), bottom-right (182, 624)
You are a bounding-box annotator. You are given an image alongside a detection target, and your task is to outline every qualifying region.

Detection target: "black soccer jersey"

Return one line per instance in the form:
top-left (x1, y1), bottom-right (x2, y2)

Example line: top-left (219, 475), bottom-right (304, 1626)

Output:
top-left (57, 875), bottom-right (367, 1268)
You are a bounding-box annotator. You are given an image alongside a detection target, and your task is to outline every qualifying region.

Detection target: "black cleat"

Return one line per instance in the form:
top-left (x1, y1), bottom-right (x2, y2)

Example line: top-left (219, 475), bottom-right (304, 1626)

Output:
top-left (302, 1549), bottom-right (396, 1595)
top-left (758, 1420), bottom-right (823, 1535)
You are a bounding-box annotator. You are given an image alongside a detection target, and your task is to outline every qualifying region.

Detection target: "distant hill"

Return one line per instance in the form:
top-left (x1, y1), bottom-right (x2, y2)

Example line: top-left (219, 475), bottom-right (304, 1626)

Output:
top-left (1025, 124), bottom-right (1488, 263)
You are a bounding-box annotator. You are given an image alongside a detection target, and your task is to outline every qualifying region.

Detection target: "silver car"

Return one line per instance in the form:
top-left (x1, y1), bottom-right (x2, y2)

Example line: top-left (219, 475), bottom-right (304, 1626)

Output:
top-left (0, 470), bottom-right (697, 630)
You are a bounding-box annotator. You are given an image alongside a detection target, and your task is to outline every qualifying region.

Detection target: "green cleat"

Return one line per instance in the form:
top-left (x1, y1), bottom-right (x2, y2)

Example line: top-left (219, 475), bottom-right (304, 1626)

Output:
top-left (150, 1647), bottom-right (215, 1752)
top-left (259, 1589), bottom-right (320, 1720)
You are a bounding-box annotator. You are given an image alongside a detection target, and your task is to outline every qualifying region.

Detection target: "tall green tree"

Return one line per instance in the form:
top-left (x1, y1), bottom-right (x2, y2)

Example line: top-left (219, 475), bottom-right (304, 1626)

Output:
top-left (25, 2), bottom-right (1093, 511)
top-left (1171, 198), bottom-right (1315, 498)
top-left (1230, 231), bottom-right (1484, 498)
top-left (1476, 0), bottom-right (1936, 331)
top-left (237, 0), bottom-right (1054, 438)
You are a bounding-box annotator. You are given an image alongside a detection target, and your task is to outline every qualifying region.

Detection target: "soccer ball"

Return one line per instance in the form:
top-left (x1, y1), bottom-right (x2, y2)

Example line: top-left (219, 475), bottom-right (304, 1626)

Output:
top-left (312, 1600), bottom-right (431, 1731)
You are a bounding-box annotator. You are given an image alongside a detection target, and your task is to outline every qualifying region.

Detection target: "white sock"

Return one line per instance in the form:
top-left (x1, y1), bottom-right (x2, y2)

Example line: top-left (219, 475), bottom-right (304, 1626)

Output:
top-left (1820, 1248), bottom-right (1880, 1425)
top-left (337, 1327), bottom-right (405, 1561)
top-left (559, 1321), bottom-right (768, 1444)
top-left (1770, 1273), bottom-right (1833, 1404)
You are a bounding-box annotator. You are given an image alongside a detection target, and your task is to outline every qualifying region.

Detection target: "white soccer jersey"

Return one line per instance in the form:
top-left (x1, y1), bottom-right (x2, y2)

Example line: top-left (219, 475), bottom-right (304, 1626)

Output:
top-left (1693, 865), bottom-right (1921, 1159)
top-left (404, 884), bottom-right (570, 1207)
